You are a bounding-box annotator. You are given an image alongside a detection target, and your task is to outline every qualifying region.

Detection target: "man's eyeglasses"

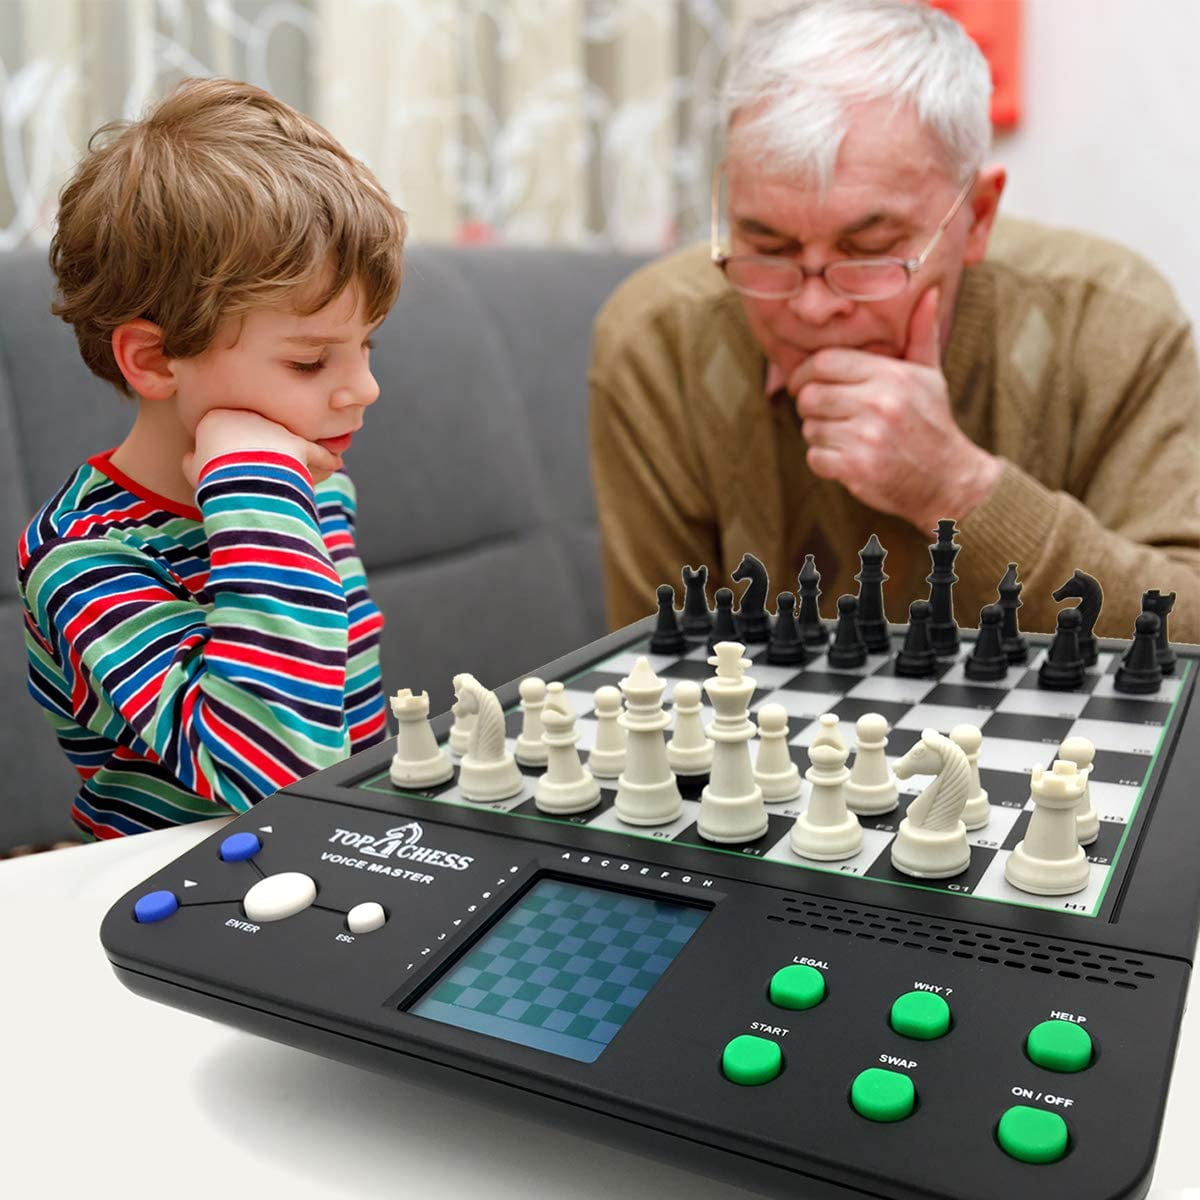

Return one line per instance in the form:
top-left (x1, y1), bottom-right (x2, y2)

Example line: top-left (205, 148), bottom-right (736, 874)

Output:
top-left (710, 164), bottom-right (975, 302)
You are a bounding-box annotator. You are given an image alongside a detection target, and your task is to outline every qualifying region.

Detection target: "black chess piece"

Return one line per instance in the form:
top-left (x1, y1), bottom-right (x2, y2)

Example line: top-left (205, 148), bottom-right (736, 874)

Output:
top-left (964, 603), bottom-right (1008, 681)
top-left (708, 587), bottom-right (739, 655)
top-left (828, 594), bottom-right (868, 668)
top-left (649, 584), bottom-right (687, 654)
top-left (1142, 589), bottom-right (1177, 675)
top-left (732, 552), bottom-right (771, 642)
top-left (997, 561), bottom-right (1028, 664)
top-left (680, 565), bottom-right (713, 638)
top-left (796, 554), bottom-right (829, 646)
top-left (767, 592), bottom-right (808, 666)
top-left (1051, 570), bottom-right (1103, 667)
top-left (1039, 607), bottom-right (1086, 691)
top-left (895, 599), bottom-right (937, 678)
top-left (925, 519), bottom-right (960, 657)
top-left (1115, 610), bottom-right (1164, 695)
top-left (854, 533), bottom-right (891, 653)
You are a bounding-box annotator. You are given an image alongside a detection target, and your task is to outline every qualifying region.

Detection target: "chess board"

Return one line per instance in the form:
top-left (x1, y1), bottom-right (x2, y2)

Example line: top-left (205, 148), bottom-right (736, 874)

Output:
top-left (359, 628), bottom-right (1191, 919)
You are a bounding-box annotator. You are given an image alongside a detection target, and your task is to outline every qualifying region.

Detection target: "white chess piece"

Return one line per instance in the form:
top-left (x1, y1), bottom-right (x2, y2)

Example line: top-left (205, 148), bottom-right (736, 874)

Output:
top-left (544, 681), bottom-right (573, 716)
top-left (534, 704), bottom-right (600, 815)
top-left (890, 729), bottom-right (971, 878)
top-left (514, 677), bottom-right (549, 767)
top-left (754, 703), bottom-right (802, 803)
top-left (844, 713), bottom-right (899, 815)
top-left (698, 642), bottom-right (768, 843)
top-left (790, 713), bottom-right (861, 859)
top-left (388, 689), bottom-right (453, 787)
top-left (452, 673), bottom-right (524, 801)
top-left (1057, 735), bottom-right (1099, 846)
top-left (949, 724), bottom-right (990, 830)
top-left (667, 680), bottom-right (713, 775)
top-left (1005, 759), bottom-right (1090, 895)
top-left (614, 657), bottom-right (683, 825)
top-left (587, 685), bottom-right (626, 778)
top-left (448, 681), bottom-right (477, 757)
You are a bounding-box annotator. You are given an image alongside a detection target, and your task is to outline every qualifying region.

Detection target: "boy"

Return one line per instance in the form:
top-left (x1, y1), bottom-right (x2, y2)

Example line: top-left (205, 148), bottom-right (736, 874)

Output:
top-left (17, 77), bottom-right (407, 839)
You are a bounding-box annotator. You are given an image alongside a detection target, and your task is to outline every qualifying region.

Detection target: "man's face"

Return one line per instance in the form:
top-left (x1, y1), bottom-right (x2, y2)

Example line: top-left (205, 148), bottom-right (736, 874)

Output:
top-left (725, 100), bottom-right (988, 380)
top-left (169, 281), bottom-right (383, 482)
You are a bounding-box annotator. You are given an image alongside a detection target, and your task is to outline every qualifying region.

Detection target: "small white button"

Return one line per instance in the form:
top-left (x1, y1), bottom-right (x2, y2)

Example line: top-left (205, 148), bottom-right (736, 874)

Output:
top-left (242, 872), bottom-right (317, 922)
top-left (347, 902), bottom-right (387, 934)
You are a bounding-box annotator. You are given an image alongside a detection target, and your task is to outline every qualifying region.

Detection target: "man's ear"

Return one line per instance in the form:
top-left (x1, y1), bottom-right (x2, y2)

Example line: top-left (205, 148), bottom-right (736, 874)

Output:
top-left (962, 164), bottom-right (1006, 267)
top-left (111, 319), bottom-right (176, 400)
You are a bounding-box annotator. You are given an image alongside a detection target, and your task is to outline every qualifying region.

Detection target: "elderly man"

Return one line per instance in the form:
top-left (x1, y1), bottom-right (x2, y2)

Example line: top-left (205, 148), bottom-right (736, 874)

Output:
top-left (589, 0), bottom-right (1200, 642)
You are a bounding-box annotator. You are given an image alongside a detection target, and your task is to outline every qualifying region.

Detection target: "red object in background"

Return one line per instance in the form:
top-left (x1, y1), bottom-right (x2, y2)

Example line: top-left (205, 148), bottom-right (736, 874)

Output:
top-left (928, 0), bottom-right (1023, 129)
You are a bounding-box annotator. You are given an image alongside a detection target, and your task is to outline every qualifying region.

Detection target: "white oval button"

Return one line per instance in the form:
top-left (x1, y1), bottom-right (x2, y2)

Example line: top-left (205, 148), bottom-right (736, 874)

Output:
top-left (243, 872), bottom-right (317, 922)
top-left (347, 902), bottom-right (387, 934)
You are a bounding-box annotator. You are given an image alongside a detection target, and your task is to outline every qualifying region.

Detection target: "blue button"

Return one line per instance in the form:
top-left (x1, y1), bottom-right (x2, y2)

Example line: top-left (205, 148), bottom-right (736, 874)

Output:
top-left (220, 832), bottom-right (262, 862)
top-left (134, 890), bottom-right (179, 923)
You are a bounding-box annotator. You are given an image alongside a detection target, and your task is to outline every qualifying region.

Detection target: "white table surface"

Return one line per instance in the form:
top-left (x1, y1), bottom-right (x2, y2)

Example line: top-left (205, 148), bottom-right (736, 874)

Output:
top-left (3, 821), bottom-right (1198, 1200)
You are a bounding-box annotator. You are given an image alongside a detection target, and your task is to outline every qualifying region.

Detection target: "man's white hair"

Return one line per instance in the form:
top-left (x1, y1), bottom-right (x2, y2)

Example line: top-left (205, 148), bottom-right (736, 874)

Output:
top-left (721, 0), bottom-right (992, 186)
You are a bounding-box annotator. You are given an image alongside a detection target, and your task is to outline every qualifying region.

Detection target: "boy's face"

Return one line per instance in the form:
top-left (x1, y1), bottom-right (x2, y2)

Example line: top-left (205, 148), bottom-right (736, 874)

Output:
top-left (169, 282), bottom-right (383, 483)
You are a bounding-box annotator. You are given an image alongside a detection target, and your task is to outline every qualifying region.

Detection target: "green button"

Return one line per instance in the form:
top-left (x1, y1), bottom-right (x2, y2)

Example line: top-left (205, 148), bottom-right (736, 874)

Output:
top-left (997, 1105), bottom-right (1069, 1164)
top-left (850, 1068), bottom-right (915, 1122)
top-left (890, 990), bottom-right (951, 1040)
top-left (769, 964), bottom-right (826, 1010)
top-left (721, 1035), bottom-right (782, 1085)
top-left (1026, 1019), bottom-right (1093, 1073)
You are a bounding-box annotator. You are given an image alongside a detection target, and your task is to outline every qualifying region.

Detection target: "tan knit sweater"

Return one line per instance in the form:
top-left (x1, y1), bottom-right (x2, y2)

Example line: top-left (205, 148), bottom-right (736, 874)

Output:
top-left (589, 217), bottom-right (1200, 643)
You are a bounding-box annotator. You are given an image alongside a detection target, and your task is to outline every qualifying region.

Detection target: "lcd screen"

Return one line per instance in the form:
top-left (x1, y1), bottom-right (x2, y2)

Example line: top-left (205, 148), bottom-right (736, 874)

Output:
top-left (410, 877), bottom-right (707, 1063)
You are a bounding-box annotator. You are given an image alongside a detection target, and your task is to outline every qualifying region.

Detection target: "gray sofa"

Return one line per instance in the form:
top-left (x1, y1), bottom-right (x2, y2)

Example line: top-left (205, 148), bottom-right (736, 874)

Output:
top-left (0, 244), bottom-right (650, 851)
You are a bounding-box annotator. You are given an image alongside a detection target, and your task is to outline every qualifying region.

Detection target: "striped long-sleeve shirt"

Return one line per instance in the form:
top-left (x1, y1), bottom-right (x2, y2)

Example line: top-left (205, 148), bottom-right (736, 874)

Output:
top-left (17, 448), bottom-right (387, 839)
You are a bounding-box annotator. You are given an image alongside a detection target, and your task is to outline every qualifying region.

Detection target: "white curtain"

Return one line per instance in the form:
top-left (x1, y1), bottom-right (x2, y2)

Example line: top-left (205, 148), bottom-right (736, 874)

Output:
top-left (0, 0), bottom-right (748, 252)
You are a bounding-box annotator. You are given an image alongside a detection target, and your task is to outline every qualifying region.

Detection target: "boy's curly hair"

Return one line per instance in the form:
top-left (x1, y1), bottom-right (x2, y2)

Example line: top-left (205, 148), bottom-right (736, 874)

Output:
top-left (49, 77), bottom-right (407, 395)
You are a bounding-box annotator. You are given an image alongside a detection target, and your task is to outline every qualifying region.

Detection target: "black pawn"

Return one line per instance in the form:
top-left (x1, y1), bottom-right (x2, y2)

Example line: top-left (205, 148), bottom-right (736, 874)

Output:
top-left (796, 554), bottom-right (829, 646)
top-left (1039, 607), bottom-right (1085, 691)
top-left (925, 519), bottom-right (961, 657)
top-left (767, 592), bottom-right (808, 666)
top-left (680, 564), bottom-right (713, 638)
top-left (964, 604), bottom-right (1008, 681)
top-left (649, 584), bottom-right (687, 655)
top-left (1115, 611), bottom-right (1164, 694)
top-left (1142, 590), bottom-right (1177, 675)
top-left (708, 587), bottom-right (739, 655)
top-left (828, 594), bottom-right (867, 669)
top-left (895, 600), bottom-right (937, 678)
top-left (854, 533), bottom-right (891, 653)
top-left (997, 562), bottom-right (1028, 664)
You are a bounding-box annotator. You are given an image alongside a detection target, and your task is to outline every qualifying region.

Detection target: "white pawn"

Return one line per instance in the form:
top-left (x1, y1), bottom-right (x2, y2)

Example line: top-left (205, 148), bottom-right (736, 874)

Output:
top-left (949, 724), bottom-right (990, 830)
top-left (448, 683), bottom-right (477, 757)
top-left (1005, 759), bottom-right (1090, 895)
top-left (667, 680), bottom-right (713, 775)
top-left (698, 642), bottom-right (767, 843)
top-left (754, 704), bottom-right (802, 803)
top-left (588, 685), bottom-right (626, 779)
top-left (535, 704), bottom-right (600, 815)
top-left (388, 689), bottom-right (454, 787)
top-left (1057, 736), bottom-right (1099, 846)
top-left (844, 713), bottom-right (899, 815)
top-left (514, 677), bottom-right (549, 767)
top-left (614, 657), bottom-right (682, 825)
top-left (453, 673), bottom-right (524, 802)
top-left (790, 713), bottom-right (861, 859)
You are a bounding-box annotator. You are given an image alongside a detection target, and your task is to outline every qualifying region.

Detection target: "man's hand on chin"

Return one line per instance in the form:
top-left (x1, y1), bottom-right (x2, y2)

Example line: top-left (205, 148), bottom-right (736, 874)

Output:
top-left (787, 286), bottom-right (1004, 530)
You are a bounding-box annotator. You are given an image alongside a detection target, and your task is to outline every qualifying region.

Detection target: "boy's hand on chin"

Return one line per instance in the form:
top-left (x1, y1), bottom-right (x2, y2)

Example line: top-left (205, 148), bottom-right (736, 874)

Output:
top-left (184, 408), bottom-right (339, 488)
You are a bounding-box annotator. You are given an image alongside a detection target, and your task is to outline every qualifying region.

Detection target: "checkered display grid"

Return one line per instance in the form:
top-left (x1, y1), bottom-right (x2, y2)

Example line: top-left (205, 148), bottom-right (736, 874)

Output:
top-left (363, 634), bottom-right (1191, 919)
top-left (411, 879), bottom-right (705, 1062)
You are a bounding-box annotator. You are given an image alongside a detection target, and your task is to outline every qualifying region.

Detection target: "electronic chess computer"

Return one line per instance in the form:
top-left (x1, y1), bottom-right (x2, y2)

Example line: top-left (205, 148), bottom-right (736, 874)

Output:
top-left (102, 552), bottom-right (1199, 1200)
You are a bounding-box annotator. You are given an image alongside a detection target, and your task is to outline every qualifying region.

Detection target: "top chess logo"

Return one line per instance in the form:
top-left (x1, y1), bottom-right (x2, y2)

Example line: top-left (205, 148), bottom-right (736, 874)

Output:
top-left (327, 822), bottom-right (475, 871)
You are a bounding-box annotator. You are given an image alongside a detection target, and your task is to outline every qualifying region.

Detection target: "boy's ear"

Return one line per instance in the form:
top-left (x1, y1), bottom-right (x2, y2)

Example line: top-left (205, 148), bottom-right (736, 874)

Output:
top-left (111, 319), bottom-right (176, 400)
